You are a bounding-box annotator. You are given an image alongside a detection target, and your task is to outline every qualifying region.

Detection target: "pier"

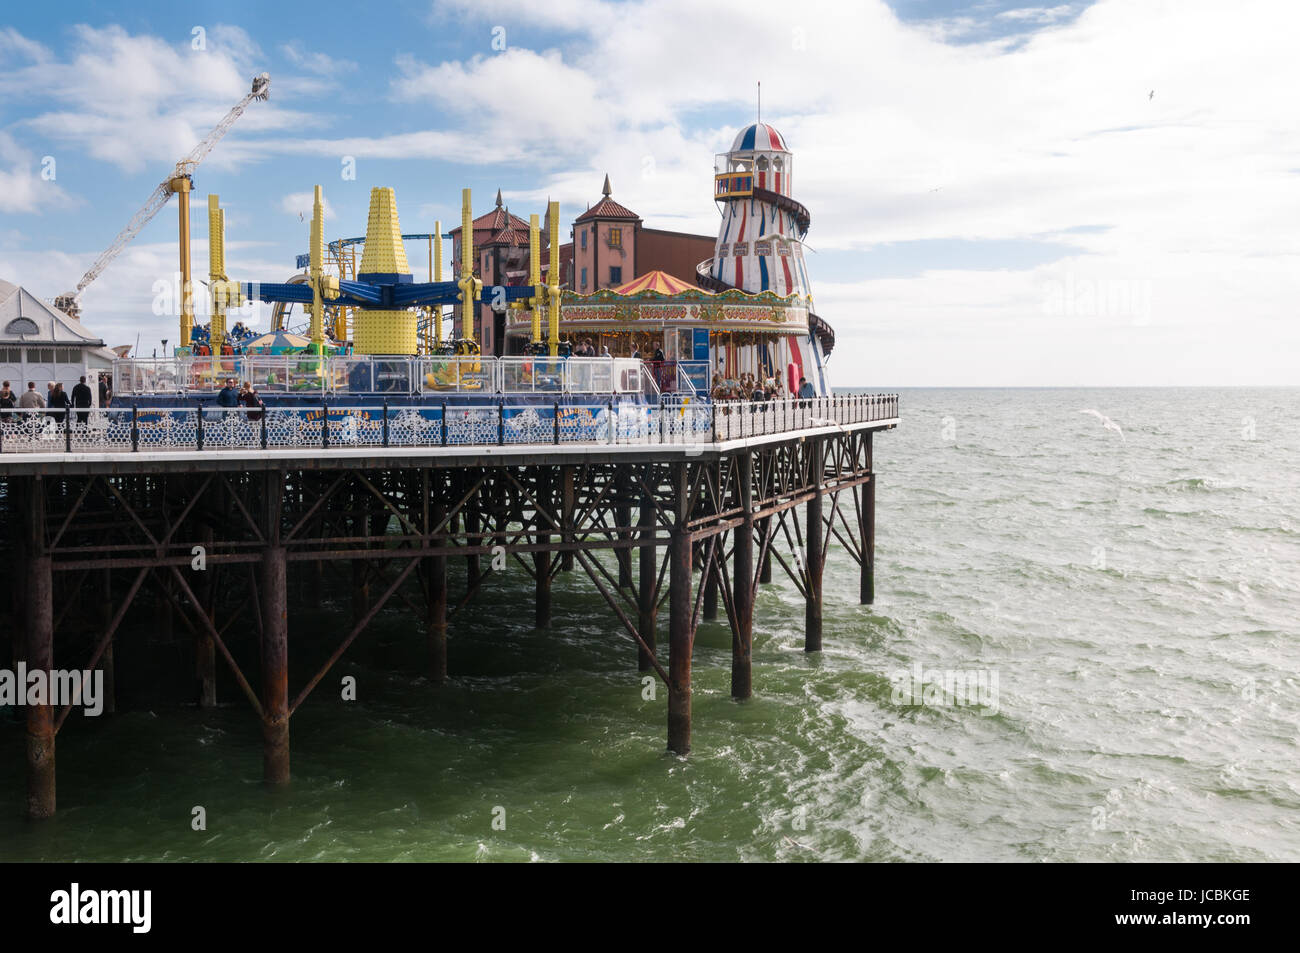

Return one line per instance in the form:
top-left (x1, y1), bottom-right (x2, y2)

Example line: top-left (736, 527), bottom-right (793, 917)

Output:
top-left (1, 393), bottom-right (896, 818)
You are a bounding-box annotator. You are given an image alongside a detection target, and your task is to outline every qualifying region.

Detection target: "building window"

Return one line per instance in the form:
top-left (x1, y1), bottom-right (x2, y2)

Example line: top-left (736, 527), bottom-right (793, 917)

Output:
top-left (57, 349), bottom-right (80, 364)
top-left (609, 266), bottom-right (622, 284)
top-left (0, 347), bottom-right (21, 363)
top-left (581, 267), bottom-right (588, 290)
top-left (581, 230), bottom-right (587, 251)
top-left (756, 156), bottom-right (769, 171)
top-left (27, 348), bottom-right (54, 364)
top-left (608, 227), bottom-right (621, 248)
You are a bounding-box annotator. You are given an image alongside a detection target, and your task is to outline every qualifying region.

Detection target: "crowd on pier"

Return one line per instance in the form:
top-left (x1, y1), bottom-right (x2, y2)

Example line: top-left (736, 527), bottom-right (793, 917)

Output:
top-left (710, 372), bottom-right (816, 402)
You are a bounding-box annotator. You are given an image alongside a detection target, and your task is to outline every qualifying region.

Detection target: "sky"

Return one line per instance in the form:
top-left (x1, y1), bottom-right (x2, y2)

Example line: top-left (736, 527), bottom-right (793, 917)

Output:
top-left (1, 0), bottom-right (1297, 386)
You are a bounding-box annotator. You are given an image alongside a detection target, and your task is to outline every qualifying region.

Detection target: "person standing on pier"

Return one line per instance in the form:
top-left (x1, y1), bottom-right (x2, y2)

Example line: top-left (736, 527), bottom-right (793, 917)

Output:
top-left (0, 381), bottom-right (14, 421)
top-left (18, 382), bottom-right (44, 409)
top-left (72, 375), bottom-right (93, 426)
top-left (239, 382), bottom-right (263, 422)
top-left (48, 382), bottom-right (70, 423)
top-left (217, 378), bottom-right (239, 409)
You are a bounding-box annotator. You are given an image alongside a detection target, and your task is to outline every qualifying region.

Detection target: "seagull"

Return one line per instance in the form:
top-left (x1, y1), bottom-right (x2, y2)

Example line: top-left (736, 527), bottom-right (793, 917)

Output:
top-left (1080, 409), bottom-right (1125, 442)
top-left (1148, 90), bottom-right (1155, 101)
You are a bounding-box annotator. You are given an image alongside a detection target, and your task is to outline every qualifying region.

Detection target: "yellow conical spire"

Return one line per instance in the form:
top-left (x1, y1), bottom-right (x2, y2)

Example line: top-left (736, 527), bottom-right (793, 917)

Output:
top-left (354, 186), bottom-right (416, 355)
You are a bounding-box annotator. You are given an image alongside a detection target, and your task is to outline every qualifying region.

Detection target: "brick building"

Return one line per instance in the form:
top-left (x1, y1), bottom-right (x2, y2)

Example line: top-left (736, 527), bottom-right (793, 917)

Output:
top-left (451, 178), bottom-right (714, 356)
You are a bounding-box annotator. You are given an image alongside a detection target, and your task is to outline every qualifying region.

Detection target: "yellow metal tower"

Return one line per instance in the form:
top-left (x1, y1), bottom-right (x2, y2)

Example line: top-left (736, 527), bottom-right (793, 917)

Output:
top-left (354, 186), bottom-right (416, 355)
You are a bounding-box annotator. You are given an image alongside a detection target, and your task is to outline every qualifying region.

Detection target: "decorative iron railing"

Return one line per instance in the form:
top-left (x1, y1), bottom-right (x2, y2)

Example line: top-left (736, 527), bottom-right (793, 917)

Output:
top-left (0, 394), bottom-right (898, 455)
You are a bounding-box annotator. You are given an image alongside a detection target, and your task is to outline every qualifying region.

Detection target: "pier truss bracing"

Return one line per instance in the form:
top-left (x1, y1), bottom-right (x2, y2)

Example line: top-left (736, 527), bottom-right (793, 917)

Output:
top-left (2, 425), bottom-right (886, 817)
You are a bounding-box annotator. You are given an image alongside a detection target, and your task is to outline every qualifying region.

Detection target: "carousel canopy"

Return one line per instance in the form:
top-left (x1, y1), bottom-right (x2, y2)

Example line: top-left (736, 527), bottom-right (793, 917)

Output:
top-left (243, 331), bottom-right (316, 354)
top-left (610, 270), bottom-right (702, 296)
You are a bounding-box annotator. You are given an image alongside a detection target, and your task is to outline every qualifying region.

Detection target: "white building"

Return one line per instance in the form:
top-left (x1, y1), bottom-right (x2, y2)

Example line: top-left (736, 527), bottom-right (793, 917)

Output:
top-left (0, 278), bottom-right (117, 403)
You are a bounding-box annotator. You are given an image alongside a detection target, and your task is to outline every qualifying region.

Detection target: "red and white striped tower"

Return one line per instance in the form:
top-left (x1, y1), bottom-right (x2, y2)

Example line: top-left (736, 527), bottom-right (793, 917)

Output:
top-left (705, 122), bottom-right (828, 393)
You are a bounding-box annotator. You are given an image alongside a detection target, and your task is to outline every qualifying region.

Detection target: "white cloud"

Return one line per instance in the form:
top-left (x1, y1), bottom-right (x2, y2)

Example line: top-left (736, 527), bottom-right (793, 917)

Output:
top-left (0, 132), bottom-right (75, 213)
top-left (0, 24), bottom-right (322, 174)
top-left (280, 191), bottom-right (336, 221)
top-left (997, 5), bottom-right (1076, 24)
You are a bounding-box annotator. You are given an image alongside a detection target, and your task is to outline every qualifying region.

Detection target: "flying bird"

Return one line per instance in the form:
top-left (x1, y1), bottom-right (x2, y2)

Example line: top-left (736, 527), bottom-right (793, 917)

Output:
top-left (1079, 409), bottom-right (1125, 442)
top-left (1148, 90), bottom-right (1155, 100)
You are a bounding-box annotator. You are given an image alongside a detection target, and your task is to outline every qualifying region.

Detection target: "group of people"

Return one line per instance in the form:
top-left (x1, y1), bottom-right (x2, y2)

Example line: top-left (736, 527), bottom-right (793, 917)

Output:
top-left (711, 372), bottom-right (818, 402)
top-left (569, 338), bottom-right (609, 358)
top-left (0, 377), bottom-right (97, 425)
top-left (216, 378), bottom-right (265, 421)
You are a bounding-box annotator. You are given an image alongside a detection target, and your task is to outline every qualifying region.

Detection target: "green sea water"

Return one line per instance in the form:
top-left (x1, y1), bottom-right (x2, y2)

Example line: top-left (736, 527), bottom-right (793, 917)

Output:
top-left (2, 387), bottom-right (1297, 861)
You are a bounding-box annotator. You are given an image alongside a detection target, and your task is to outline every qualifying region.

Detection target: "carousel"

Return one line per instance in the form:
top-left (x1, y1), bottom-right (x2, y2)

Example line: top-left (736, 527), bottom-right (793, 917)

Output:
top-left (505, 270), bottom-right (813, 396)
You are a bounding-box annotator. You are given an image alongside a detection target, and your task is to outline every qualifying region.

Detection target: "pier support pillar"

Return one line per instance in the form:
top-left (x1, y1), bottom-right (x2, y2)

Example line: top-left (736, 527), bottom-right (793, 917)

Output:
top-left (465, 504), bottom-right (482, 588)
top-left (25, 479), bottom-right (55, 818)
top-left (98, 569), bottom-right (116, 715)
top-left (703, 563), bottom-right (719, 621)
top-left (351, 499), bottom-right (370, 629)
top-left (732, 453), bottom-right (754, 700)
top-left (759, 516), bottom-right (773, 584)
top-left (616, 469), bottom-right (633, 589)
top-left (805, 439), bottom-right (824, 653)
top-left (668, 464), bottom-right (693, 755)
top-left (195, 527), bottom-right (216, 707)
top-left (534, 474), bottom-right (552, 628)
top-left (637, 474), bottom-right (657, 672)
top-left (561, 466), bottom-right (576, 572)
top-left (260, 544), bottom-right (290, 786)
top-left (861, 474), bottom-right (876, 606)
top-left (427, 502), bottom-right (448, 683)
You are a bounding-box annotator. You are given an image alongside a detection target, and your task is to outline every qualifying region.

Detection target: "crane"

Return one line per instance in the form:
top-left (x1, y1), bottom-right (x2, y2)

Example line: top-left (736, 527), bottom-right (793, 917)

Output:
top-left (56, 72), bottom-right (270, 348)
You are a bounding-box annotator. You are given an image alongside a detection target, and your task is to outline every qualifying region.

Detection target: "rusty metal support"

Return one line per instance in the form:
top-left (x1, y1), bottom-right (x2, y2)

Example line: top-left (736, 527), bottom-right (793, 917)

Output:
top-left (561, 465), bottom-right (576, 572)
top-left (732, 452), bottom-right (754, 700)
top-left (805, 439), bottom-right (824, 652)
top-left (196, 525), bottom-right (216, 707)
top-left (703, 562), bottom-right (719, 621)
top-left (535, 472), bottom-right (552, 628)
top-left (260, 543), bottom-right (289, 785)
top-left (98, 568), bottom-right (116, 715)
top-left (668, 463), bottom-right (693, 755)
top-left (25, 478), bottom-right (55, 818)
top-left (637, 473), bottom-right (657, 673)
top-left (427, 495), bottom-right (448, 683)
top-left (261, 472), bottom-right (289, 785)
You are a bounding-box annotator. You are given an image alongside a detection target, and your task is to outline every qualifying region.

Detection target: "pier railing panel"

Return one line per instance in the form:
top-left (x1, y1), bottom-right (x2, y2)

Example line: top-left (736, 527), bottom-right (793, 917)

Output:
top-left (0, 394), bottom-right (897, 455)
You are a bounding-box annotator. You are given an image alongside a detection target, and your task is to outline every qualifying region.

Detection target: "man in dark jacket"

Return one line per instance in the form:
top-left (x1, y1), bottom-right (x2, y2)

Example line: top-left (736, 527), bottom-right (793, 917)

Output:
top-left (71, 375), bottom-right (93, 426)
top-left (217, 378), bottom-right (239, 408)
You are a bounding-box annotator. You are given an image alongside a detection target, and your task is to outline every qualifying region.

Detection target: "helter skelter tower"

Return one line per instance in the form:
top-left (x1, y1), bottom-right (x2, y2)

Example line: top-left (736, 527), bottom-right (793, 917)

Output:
top-left (705, 121), bottom-right (830, 394)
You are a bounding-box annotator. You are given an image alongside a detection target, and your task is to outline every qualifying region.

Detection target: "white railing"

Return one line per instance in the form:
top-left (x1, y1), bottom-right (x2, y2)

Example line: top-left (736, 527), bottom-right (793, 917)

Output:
top-left (114, 355), bottom-right (657, 398)
top-left (0, 395), bottom-right (898, 455)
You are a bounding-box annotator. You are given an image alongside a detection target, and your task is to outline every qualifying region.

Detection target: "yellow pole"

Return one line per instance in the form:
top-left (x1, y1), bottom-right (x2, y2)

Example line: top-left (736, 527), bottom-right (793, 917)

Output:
top-left (170, 175), bottom-right (194, 349)
top-left (529, 213), bottom-right (541, 345)
top-left (207, 194), bottom-right (226, 362)
top-left (309, 185), bottom-right (326, 354)
top-left (458, 189), bottom-right (480, 344)
top-left (434, 220), bottom-right (443, 347)
top-left (547, 200), bottom-right (561, 357)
